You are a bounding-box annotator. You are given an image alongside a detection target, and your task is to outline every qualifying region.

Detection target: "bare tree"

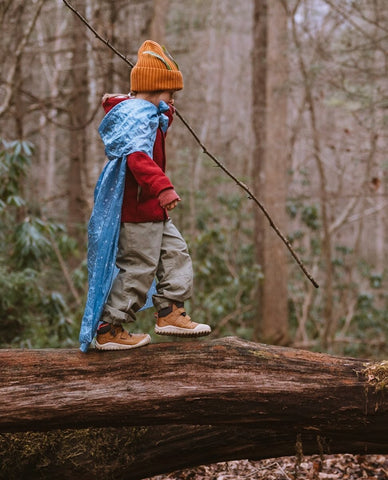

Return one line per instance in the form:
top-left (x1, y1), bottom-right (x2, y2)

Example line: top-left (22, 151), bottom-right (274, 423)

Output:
top-left (36, 4), bottom-right (69, 202)
top-left (287, 0), bottom-right (387, 352)
top-left (252, 0), bottom-right (289, 345)
top-left (66, 2), bottom-right (90, 236)
top-left (0, 0), bottom-right (46, 119)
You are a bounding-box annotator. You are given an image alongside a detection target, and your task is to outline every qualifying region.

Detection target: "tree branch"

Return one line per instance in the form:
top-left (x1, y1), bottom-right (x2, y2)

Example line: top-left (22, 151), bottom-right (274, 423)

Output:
top-left (62, 0), bottom-right (135, 68)
top-left (0, 0), bottom-right (47, 117)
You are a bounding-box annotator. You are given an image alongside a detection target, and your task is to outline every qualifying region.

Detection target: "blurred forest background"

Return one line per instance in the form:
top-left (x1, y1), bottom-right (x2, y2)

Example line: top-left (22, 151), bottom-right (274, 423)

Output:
top-left (0, 0), bottom-right (387, 358)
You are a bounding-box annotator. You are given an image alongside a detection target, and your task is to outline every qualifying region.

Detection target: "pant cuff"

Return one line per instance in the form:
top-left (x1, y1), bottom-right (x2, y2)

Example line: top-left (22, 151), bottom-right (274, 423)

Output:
top-left (101, 304), bottom-right (135, 325)
top-left (153, 297), bottom-right (187, 312)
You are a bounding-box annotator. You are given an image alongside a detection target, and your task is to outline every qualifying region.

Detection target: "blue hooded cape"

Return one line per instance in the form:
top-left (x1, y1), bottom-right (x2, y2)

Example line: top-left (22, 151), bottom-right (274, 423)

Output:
top-left (79, 99), bottom-right (169, 352)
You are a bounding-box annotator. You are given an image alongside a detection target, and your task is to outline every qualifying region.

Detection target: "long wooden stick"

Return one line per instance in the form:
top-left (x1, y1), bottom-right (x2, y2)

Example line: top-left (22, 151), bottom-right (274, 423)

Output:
top-left (62, 0), bottom-right (319, 288)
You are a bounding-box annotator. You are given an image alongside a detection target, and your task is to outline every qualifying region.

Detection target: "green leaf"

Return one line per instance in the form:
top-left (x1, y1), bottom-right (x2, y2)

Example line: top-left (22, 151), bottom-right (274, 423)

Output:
top-left (143, 51), bottom-right (172, 70)
top-left (162, 45), bottom-right (180, 70)
top-left (6, 195), bottom-right (26, 208)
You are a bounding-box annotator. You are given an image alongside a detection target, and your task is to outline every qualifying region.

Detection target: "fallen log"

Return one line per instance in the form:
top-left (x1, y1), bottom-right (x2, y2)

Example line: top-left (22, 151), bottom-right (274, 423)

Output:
top-left (0, 337), bottom-right (387, 479)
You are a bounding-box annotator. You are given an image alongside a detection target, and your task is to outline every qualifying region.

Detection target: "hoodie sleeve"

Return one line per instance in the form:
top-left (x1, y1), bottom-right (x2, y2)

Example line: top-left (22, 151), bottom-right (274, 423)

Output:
top-left (127, 151), bottom-right (174, 197)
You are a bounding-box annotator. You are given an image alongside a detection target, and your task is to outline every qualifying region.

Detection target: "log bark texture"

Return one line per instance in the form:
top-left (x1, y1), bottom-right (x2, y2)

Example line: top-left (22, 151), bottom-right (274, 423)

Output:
top-left (0, 337), bottom-right (387, 479)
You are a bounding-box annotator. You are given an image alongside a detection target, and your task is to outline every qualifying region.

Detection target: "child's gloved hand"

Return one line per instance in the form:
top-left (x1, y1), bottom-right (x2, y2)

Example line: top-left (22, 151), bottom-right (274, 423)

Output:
top-left (158, 188), bottom-right (181, 211)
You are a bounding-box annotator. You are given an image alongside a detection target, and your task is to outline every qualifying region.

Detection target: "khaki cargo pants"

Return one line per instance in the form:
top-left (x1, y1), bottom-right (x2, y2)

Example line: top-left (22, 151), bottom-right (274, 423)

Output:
top-left (101, 219), bottom-right (193, 325)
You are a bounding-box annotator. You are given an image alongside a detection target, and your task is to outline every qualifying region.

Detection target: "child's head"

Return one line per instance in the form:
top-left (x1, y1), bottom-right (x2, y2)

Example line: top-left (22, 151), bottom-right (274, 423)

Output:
top-left (130, 40), bottom-right (183, 95)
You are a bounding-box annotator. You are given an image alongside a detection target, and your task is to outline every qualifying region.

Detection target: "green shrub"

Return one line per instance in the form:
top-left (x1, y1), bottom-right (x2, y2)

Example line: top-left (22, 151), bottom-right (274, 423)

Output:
top-left (0, 139), bottom-right (80, 347)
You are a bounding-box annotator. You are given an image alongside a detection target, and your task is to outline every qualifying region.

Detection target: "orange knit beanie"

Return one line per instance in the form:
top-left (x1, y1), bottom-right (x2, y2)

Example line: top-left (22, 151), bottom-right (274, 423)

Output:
top-left (130, 40), bottom-right (183, 92)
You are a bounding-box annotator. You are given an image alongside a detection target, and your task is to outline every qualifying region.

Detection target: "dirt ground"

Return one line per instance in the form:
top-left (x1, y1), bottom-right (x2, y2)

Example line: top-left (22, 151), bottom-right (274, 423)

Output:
top-left (148, 454), bottom-right (388, 479)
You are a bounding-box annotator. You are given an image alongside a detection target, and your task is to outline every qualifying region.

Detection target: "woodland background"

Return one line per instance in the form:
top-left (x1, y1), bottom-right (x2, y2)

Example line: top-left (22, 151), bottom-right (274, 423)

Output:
top-left (0, 0), bottom-right (387, 359)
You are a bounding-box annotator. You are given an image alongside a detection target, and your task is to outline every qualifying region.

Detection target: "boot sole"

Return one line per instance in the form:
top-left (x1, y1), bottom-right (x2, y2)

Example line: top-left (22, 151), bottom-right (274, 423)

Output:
top-left (95, 334), bottom-right (151, 351)
top-left (154, 325), bottom-right (211, 337)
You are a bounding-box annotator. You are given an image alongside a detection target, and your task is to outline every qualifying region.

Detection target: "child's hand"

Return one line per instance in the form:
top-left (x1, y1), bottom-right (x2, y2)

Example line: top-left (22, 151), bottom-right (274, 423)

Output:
top-left (158, 188), bottom-right (181, 210)
top-left (165, 199), bottom-right (179, 211)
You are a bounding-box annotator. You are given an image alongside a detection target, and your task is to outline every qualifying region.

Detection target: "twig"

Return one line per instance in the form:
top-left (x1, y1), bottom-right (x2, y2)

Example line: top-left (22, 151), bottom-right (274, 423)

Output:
top-left (276, 461), bottom-right (293, 480)
top-left (62, 0), bottom-right (319, 289)
top-left (62, 0), bottom-right (135, 68)
top-left (176, 109), bottom-right (319, 288)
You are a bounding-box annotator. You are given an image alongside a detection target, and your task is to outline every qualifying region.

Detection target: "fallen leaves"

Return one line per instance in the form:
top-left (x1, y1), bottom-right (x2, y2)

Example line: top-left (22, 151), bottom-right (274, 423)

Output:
top-left (147, 454), bottom-right (388, 480)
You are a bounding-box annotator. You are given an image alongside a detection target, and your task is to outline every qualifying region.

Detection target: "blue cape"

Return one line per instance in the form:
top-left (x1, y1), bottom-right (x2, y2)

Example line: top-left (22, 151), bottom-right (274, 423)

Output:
top-left (79, 99), bottom-right (169, 352)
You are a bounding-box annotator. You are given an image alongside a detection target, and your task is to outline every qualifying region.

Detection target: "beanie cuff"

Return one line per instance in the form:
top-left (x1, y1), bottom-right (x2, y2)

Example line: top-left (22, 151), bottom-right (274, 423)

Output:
top-left (131, 67), bottom-right (183, 92)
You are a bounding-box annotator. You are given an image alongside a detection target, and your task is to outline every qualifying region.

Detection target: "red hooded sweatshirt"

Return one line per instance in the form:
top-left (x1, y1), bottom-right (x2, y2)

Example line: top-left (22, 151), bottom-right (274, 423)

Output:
top-left (102, 96), bottom-right (175, 223)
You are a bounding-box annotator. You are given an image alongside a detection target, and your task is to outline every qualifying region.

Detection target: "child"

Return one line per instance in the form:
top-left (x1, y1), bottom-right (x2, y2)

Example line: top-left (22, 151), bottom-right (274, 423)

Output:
top-left (80, 40), bottom-right (211, 352)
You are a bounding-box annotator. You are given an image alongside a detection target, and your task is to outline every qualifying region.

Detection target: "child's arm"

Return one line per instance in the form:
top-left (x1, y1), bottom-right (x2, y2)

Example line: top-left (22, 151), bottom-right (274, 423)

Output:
top-left (127, 152), bottom-right (173, 195)
top-left (127, 152), bottom-right (180, 210)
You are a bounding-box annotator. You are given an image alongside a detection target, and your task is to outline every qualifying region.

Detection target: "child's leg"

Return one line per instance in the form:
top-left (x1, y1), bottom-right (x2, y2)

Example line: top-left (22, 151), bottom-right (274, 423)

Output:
top-left (101, 222), bottom-right (164, 324)
top-left (96, 222), bottom-right (164, 350)
top-left (154, 220), bottom-right (211, 337)
top-left (152, 219), bottom-right (193, 310)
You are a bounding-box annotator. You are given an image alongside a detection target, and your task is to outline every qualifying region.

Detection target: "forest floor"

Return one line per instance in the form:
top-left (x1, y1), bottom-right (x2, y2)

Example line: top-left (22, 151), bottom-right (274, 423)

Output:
top-left (147, 454), bottom-right (388, 479)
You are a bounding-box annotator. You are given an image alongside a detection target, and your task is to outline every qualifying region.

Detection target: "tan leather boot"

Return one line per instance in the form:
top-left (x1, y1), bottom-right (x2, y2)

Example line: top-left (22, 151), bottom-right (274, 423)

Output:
top-left (95, 323), bottom-right (151, 350)
top-left (155, 303), bottom-right (211, 337)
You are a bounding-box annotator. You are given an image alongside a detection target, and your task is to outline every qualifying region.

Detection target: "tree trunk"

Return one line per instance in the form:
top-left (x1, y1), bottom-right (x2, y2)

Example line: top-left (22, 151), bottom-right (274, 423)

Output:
top-left (1, 337), bottom-right (387, 478)
top-left (37, 6), bottom-right (67, 203)
top-left (150, 0), bottom-right (169, 43)
top-left (67, 5), bottom-right (89, 238)
top-left (252, 0), bottom-right (289, 345)
top-left (291, 8), bottom-right (334, 350)
top-left (2, 420), bottom-right (387, 480)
